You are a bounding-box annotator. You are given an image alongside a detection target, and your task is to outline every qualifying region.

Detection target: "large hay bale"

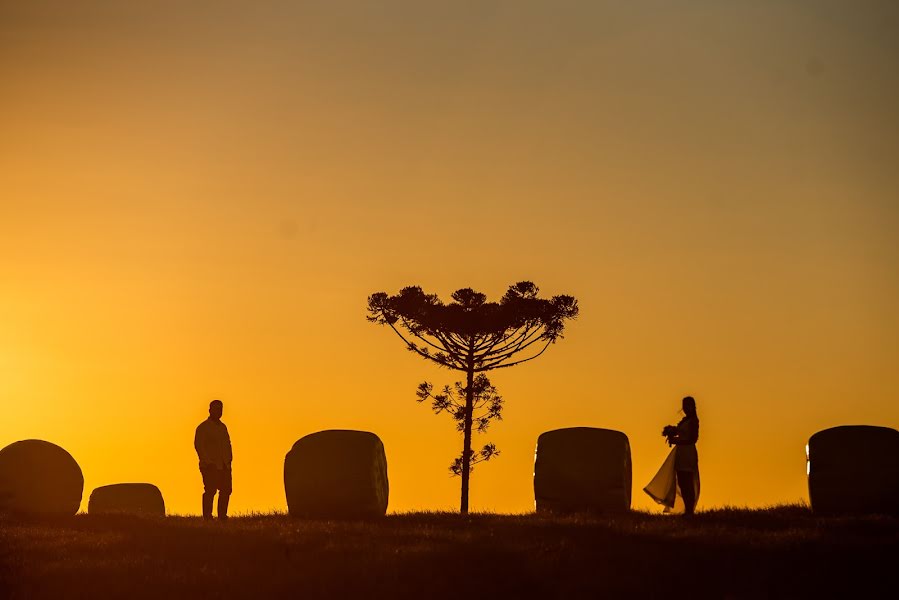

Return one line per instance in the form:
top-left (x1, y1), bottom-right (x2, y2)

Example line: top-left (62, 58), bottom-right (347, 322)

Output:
top-left (807, 425), bottom-right (899, 514)
top-left (88, 483), bottom-right (165, 516)
top-left (0, 439), bottom-right (83, 516)
top-left (534, 427), bottom-right (631, 513)
top-left (284, 430), bottom-right (389, 518)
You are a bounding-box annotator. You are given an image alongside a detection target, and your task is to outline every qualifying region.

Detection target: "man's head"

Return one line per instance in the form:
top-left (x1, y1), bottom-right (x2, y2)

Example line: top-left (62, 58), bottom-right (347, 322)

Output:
top-left (209, 399), bottom-right (224, 420)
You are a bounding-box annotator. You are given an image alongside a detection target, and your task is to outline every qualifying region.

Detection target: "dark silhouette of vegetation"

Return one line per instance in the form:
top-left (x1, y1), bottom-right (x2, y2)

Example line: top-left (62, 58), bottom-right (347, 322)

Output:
top-left (367, 281), bottom-right (578, 513)
top-left (416, 374), bottom-right (503, 478)
top-left (1, 508), bottom-right (896, 599)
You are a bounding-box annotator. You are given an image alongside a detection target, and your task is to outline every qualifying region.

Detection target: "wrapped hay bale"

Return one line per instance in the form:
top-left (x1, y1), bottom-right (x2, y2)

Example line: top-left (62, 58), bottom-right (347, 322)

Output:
top-left (284, 430), bottom-right (389, 518)
top-left (534, 427), bottom-right (631, 513)
top-left (0, 439), bottom-right (83, 516)
top-left (88, 483), bottom-right (165, 516)
top-left (807, 425), bottom-right (899, 514)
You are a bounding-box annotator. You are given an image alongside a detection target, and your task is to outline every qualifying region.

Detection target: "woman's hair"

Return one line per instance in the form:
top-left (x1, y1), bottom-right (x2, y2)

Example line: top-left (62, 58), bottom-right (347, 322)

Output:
top-left (682, 395), bottom-right (697, 416)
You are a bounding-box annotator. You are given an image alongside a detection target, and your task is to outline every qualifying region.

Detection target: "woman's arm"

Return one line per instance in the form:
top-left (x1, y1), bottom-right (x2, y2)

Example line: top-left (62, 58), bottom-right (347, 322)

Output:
top-left (672, 420), bottom-right (698, 444)
top-left (671, 435), bottom-right (696, 445)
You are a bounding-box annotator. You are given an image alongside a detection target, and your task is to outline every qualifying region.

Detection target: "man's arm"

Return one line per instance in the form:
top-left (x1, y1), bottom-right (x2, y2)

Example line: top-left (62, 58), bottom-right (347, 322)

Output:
top-left (225, 425), bottom-right (233, 465)
top-left (195, 424), bottom-right (210, 464)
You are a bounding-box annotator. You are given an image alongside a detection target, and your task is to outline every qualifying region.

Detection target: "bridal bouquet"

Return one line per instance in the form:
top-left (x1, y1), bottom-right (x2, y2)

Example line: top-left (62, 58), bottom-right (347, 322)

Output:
top-left (662, 425), bottom-right (678, 446)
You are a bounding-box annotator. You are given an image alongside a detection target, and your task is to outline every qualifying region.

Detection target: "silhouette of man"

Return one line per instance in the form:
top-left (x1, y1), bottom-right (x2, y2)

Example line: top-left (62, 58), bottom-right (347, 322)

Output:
top-left (194, 399), bottom-right (232, 520)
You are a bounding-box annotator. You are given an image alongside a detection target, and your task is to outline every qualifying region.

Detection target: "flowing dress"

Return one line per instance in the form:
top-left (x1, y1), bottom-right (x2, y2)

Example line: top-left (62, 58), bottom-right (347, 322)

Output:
top-left (644, 416), bottom-right (700, 513)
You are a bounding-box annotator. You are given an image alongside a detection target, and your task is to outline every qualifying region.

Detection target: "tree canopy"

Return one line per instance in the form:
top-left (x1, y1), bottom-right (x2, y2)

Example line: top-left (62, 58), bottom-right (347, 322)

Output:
top-left (367, 281), bottom-right (579, 372)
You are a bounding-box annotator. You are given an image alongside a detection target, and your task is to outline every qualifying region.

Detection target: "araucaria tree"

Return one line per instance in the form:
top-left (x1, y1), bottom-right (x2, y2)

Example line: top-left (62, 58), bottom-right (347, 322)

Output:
top-left (367, 282), bottom-right (579, 513)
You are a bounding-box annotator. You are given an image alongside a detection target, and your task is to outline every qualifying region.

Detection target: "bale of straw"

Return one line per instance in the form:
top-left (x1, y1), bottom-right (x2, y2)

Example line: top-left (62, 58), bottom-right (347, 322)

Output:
top-left (284, 430), bottom-right (389, 518)
top-left (807, 425), bottom-right (899, 514)
top-left (88, 483), bottom-right (165, 516)
top-left (534, 427), bottom-right (632, 513)
top-left (0, 439), bottom-right (83, 516)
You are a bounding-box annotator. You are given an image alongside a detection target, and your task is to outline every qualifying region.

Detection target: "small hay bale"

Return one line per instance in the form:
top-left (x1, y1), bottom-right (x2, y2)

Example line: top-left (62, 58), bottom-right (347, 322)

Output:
top-left (807, 425), bottom-right (899, 514)
top-left (284, 430), bottom-right (389, 518)
top-left (0, 439), bottom-right (83, 516)
top-left (534, 427), bottom-right (632, 513)
top-left (88, 483), bottom-right (165, 516)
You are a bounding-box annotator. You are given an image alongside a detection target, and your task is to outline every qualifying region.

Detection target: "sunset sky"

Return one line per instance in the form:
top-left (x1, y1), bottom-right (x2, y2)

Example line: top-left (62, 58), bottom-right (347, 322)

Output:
top-left (2, 1), bottom-right (897, 515)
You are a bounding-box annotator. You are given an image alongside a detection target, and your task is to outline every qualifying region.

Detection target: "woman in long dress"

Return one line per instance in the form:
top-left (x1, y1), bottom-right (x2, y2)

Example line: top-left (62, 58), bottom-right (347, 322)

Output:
top-left (644, 396), bottom-right (700, 515)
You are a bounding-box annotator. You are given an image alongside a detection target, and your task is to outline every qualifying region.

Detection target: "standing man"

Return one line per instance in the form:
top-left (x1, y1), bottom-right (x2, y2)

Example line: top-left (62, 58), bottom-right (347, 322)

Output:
top-left (194, 399), bottom-right (232, 520)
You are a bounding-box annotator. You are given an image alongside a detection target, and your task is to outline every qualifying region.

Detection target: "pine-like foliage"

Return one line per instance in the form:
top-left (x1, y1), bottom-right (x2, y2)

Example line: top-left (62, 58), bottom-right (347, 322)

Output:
top-left (416, 374), bottom-right (503, 476)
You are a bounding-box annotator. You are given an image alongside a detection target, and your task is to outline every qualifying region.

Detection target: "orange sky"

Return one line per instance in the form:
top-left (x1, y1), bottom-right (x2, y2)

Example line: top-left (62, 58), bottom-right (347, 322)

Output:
top-left (1, 1), bottom-right (897, 515)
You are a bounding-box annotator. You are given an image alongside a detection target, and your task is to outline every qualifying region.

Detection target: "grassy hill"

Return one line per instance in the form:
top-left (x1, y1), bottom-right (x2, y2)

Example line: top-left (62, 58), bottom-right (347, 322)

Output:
top-left (1, 506), bottom-right (896, 598)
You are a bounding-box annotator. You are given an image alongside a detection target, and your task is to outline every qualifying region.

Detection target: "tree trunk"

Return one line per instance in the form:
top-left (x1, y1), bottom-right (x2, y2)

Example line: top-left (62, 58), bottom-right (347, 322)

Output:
top-left (460, 363), bottom-right (475, 514)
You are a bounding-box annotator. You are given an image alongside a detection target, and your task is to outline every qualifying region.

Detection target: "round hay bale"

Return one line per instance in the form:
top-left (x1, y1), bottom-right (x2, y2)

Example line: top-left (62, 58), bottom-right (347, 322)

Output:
top-left (88, 483), bottom-right (165, 516)
top-left (534, 427), bottom-right (631, 513)
top-left (807, 425), bottom-right (899, 514)
top-left (284, 430), bottom-right (389, 518)
top-left (0, 439), bottom-right (83, 516)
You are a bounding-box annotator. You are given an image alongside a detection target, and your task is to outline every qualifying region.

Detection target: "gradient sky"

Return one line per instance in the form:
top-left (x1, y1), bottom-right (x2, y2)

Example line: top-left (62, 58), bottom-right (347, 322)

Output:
top-left (2, 1), bottom-right (897, 515)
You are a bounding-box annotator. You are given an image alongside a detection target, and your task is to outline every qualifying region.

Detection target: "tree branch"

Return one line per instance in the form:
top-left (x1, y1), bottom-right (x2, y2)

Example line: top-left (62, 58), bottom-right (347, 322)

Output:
top-left (478, 324), bottom-right (540, 360)
top-left (476, 340), bottom-right (553, 371)
top-left (476, 330), bottom-right (547, 367)
top-left (434, 331), bottom-right (471, 359)
top-left (406, 328), bottom-right (455, 355)
top-left (387, 322), bottom-right (465, 370)
top-left (479, 327), bottom-right (529, 354)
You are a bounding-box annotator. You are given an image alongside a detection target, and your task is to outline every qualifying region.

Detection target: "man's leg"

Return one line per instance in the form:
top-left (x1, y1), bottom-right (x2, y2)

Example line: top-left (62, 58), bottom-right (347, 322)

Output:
top-left (217, 467), bottom-right (232, 520)
top-left (200, 465), bottom-right (216, 519)
top-left (677, 470), bottom-right (696, 515)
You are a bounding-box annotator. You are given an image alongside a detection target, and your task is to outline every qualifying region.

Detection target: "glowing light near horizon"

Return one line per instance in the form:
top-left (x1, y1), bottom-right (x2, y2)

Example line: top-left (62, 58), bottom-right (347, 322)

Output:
top-left (806, 444), bottom-right (811, 476)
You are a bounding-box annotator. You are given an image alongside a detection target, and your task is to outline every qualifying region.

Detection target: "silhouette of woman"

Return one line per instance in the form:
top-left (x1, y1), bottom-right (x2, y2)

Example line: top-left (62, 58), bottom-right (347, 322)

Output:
top-left (644, 396), bottom-right (701, 515)
top-left (670, 396), bottom-right (699, 514)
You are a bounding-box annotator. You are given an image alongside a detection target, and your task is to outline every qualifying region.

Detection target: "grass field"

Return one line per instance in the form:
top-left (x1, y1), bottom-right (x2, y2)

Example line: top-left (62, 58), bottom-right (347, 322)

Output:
top-left (1, 506), bottom-right (896, 599)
